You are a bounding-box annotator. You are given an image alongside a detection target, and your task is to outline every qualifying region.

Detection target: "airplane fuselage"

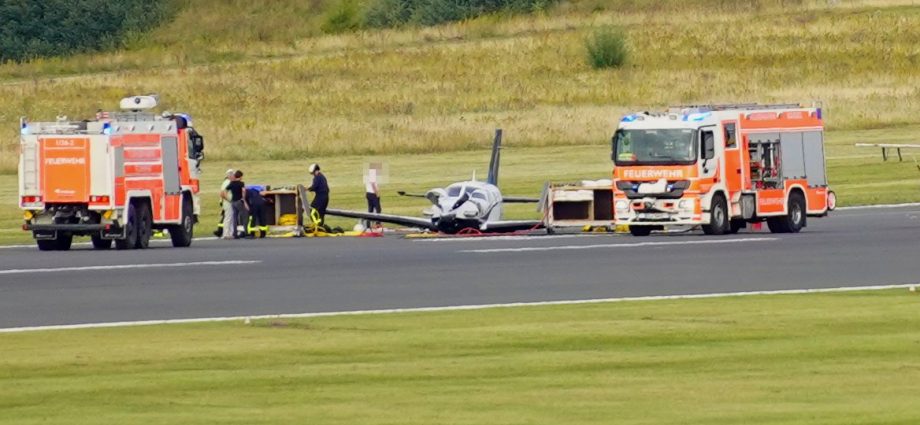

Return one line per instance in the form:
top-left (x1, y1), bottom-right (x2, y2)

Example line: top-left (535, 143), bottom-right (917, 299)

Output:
top-left (426, 181), bottom-right (503, 232)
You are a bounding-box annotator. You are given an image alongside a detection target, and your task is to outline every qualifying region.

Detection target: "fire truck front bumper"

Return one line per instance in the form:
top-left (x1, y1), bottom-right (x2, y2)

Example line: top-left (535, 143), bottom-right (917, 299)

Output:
top-left (614, 196), bottom-right (706, 225)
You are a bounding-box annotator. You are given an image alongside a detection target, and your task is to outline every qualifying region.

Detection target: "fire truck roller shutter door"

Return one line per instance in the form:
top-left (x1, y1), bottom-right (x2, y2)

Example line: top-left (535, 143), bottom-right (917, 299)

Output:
top-left (802, 131), bottom-right (827, 187)
top-left (161, 136), bottom-right (181, 194)
top-left (780, 132), bottom-right (806, 181)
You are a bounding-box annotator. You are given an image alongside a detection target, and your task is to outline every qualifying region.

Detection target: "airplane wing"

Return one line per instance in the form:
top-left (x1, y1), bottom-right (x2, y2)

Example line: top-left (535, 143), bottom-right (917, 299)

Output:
top-left (325, 208), bottom-right (436, 231)
top-left (480, 220), bottom-right (544, 233)
top-left (502, 196), bottom-right (540, 203)
top-left (396, 191), bottom-right (427, 198)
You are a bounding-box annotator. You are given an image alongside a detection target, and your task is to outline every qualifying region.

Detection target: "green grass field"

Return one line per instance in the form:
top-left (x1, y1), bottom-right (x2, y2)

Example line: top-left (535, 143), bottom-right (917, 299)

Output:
top-left (1, 289), bottom-right (918, 424)
top-left (2, 1), bottom-right (920, 171)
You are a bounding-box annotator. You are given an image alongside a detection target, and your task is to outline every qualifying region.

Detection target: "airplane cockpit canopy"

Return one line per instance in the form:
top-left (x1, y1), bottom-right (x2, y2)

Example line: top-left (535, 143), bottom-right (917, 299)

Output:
top-left (447, 184), bottom-right (491, 202)
top-left (471, 191), bottom-right (487, 200)
top-left (447, 185), bottom-right (463, 197)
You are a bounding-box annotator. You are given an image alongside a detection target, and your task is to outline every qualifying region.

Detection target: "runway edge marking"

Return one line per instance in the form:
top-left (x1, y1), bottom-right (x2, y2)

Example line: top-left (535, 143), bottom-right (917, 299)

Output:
top-left (0, 283), bottom-right (914, 333)
top-left (0, 260), bottom-right (261, 275)
top-left (461, 237), bottom-right (778, 253)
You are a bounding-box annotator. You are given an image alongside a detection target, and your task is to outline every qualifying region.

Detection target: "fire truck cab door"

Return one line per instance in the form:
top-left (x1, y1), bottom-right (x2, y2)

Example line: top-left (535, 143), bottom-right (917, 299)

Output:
top-left (721, 121), bottom-right (744, 193)
top-left (699, 127), bottom-right (718, 180)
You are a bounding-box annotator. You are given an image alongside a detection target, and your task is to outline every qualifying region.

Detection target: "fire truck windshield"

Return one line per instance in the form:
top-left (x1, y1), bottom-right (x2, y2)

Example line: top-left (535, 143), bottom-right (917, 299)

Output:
top-left (613, 129), bottom-right (698, 166)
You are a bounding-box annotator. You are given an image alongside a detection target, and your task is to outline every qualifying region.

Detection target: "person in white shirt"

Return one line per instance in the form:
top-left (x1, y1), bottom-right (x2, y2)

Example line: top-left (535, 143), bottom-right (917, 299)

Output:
top-left (215, 169), bottom-right (234, 237)
top-left (364, 168), bottom-right (382, 228)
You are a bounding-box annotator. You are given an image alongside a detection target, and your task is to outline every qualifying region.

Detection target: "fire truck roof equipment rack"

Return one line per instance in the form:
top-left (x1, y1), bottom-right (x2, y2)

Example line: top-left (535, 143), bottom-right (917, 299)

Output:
top-left (668, 103), bottom-right (805, 114)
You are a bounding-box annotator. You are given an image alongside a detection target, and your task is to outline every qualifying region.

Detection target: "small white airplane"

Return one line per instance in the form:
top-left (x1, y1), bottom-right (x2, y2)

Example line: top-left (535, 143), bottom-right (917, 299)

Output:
top-left (326, 130), bottom-right (543, 234)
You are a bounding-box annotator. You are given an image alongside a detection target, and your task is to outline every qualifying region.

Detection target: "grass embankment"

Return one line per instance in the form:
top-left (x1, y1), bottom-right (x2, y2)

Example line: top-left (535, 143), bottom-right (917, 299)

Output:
top-left (2, 1), bottom-right (920, 171)
top-left (1, 126), bottom-right (918, 245)
top-left (1, 289), bottom-right (918, 424)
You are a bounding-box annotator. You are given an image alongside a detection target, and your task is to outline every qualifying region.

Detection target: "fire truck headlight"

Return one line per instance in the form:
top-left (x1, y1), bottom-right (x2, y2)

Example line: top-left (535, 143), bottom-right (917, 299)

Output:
top-left (615, 200), bottom-right (629, 211)
top-left (678, 199), bottom-right (692, 210)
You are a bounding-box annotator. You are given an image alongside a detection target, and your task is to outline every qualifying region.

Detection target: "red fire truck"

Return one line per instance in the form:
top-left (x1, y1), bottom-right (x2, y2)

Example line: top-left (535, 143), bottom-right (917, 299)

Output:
top-left (19, 95), bottom-right (205, 250)
top-left (612, 103), bottom-right (836, 236)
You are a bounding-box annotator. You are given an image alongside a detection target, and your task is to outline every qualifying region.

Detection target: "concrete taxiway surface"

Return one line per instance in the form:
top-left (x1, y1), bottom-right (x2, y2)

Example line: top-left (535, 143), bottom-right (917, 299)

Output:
top-left (0, 204), bottom-right (917, 329)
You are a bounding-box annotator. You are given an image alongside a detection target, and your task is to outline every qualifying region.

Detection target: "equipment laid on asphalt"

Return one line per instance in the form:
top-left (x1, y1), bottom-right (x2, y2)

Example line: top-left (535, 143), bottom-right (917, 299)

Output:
top-left (612, 103), bottom-right (836, 236)
top-left (19, 95), bottom-right (205, 250)
top-left (543, 180), bottom-right (616, 233)
top-left (257, 185), bottom-right (307, 237)
top-left (326, 129), bottom-right (544, 234)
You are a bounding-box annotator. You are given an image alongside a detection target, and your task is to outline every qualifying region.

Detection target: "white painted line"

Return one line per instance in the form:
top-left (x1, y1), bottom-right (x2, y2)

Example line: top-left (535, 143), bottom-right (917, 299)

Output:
top-left (415, 234), bottom-right (605, 243)
top-left (0, 260), bottom-right (260, 276)
top-left (836, 202), bottom-right (920, 211)
top-left (461, 237), bottom-right (778, 254)
top-left (0, 236), bottom-right (220, 250)
top-left (0, 283), bottom-right (913, 334)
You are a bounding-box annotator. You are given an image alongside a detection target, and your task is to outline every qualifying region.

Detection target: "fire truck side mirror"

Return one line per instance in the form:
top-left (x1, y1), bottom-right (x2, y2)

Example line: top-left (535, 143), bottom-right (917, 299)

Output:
top-left (610, 135), bottom-right (616, 161)
top-left (701, 131), bottom-right (715, 160)
top-left (190, 134), bottom-right (205, 160)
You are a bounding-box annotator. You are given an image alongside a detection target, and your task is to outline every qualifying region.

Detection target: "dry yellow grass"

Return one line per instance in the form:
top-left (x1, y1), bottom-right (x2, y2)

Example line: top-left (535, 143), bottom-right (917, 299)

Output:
top-left (1, 0), bottom-right (919, 173)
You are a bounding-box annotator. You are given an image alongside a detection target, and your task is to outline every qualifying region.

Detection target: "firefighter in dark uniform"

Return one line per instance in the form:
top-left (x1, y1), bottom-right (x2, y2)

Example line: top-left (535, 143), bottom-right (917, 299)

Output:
top-left (307, 163), bottom-right (329, 227)
top-left (245, 186), bottom-right (268, 238)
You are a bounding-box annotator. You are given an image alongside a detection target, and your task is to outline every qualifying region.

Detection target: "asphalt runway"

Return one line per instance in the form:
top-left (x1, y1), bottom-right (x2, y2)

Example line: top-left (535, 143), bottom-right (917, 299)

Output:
top-left (0, 204), bottom-right (918, 329)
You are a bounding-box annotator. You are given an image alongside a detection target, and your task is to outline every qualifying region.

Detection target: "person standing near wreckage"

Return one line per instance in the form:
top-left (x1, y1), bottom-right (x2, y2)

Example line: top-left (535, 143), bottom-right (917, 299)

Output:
top-left (364, 166), bottom-right (382, 229)
top-left (224, 170), bottom-right (249, 238)
top-left (308, 163), bottom-right (329, 227)
top-left (218, 169), bottom-right (235, 238)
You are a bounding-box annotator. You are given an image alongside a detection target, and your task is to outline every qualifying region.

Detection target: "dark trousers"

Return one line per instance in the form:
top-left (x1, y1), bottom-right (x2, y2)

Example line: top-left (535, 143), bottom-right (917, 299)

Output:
top-left (365, 193), bottom-right (381, 226)
top-left (311, 193), bottom-right (329, 225)
top-left (249, 204), bottom-right (266, 237)
top-left (232, 200), bottom-right (248, 237)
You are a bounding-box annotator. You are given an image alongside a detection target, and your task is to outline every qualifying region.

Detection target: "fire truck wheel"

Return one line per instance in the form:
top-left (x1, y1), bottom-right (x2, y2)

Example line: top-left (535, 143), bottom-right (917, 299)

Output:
top-left (169, 197), bottom-right (194, 247)
top-left (768, 192), bottom-right (806, 233)
top-left (135, 203), bottom-right (153, 249)
top-left (56, 234), bottom-right (73, 251)
top-left (728, 219), bottom-right (745, 234)
top-left (91, 235), bottom-right (112, 250)
top-left (629, 226), bottom-right (653, 236)
top-left (702, 194), bottom-right (729, 235)
top-left (36, 234), bottom-right (71, 251)
top-left (115, 203), bottom-right (138, 250)
top-left (36, 239), bottom-right (57, 251)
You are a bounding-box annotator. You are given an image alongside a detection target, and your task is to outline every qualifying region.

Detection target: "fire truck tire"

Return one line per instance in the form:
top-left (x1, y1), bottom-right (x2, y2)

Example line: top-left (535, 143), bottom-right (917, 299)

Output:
top-left (36, 233), bottom-right (72, 251)
top-left (629, 226), bottom-right (653, 236)
top-left (768, 192), bottom-right (806, 234)
top-left (115, 203), bottom-right (138, 250)
top-left (56, 234), bottom-right (73, 251)
top-left (36, 239), bottom-right (57, 251)
top-left (169, 197), bottom-right (194, 247)
top-left (702, 194), bottom-right (729, 235)
top-left (728, 219), bottom-right (745, 234)
top-left (91, 235), bottom-right (112, 250)
top-left (135, 202), bottom-right (153, 249)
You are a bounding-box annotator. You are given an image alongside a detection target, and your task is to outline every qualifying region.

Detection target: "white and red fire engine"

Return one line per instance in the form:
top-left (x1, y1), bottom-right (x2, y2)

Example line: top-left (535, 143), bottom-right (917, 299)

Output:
top-left (19, 95), bottom-right (205, 250)
top-left (612, 103), bottom-right (836, 236)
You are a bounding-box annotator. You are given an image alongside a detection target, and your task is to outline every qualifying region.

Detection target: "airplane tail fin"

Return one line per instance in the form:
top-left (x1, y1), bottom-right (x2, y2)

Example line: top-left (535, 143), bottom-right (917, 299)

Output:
top-left (487, 129), bottom-right (502, 186)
